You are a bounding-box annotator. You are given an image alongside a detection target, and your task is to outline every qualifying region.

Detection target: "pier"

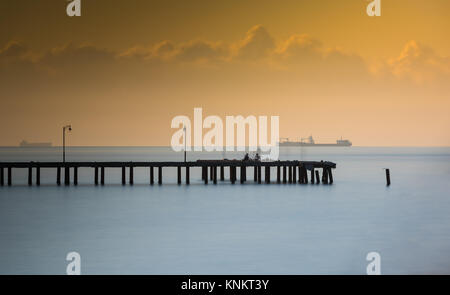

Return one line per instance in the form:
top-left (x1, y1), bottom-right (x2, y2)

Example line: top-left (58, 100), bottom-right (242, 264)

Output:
top-left (0, 160), bottom-right (336, 186)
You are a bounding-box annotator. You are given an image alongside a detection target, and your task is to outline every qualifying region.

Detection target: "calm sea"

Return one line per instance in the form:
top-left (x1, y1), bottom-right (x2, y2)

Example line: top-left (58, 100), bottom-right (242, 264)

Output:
top-left (0, 146), bottom-right (449, 274)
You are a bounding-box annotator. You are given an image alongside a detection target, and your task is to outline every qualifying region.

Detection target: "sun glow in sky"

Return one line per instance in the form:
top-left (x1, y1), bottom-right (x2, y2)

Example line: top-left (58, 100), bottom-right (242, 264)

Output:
top-left (0, 0), bottom-right (449, 146)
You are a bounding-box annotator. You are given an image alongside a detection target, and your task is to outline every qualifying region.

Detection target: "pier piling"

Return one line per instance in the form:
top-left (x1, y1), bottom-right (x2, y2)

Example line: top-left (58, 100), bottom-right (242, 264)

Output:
top-left (315, 170), bottom-right (320, 184)
top-left (122, 167), bottom-right (126, 185)
top-left (129, 165), bottom-right (134, 185)
top-left (57, 167), bottom-right (61, 185)
top-left (36, 166), bottom-right (41, 186)
top-left (213, 166), bottom-right (217, 184)
top-left (298, 166), bottom-right (304, 184)
top-left (8, 167), bottom-right (12, 186)
top-left (257, 165), bottom-right (262, 184)
top-left (177, 166), bottom-right (182, 184)
top-left (311, 168), bottom-right (315, 184)
top-left (283, 166), bottom-right (287, 184)
top-left (231, 166), bottom-right (236, 184)
top-left (220, 165), bottom-right (224, 181)
top-left (93, 166), bottom-right (97, 185)
top-left (0, 167), bottom-right (3, 186)
top-left (202, 166), bottom-right (206, 181)
top-left (28, 166), bottom-right (32, 186)
top-left (277, 166), bottom-right (281, 183)
top-left (186, 166), bottom-right (190, 184)
top-left (64, 166), bottom-right (70, 186)
top-left (385, 169), bottom-right (390, 186)
top-left (288, 166), bottom-right (293, 183)
top-left (322, 168), bottom-right (328, 184)
top-left (328, 168), bottom-right (333, 184)
top-left (150, 166), bottom-right (154, 185)
top-left (73, 167), bottom-right (77, 186)
top-left (158, 167), bottom-right (162, 185)
top-left (293, 165), bottom-right (297, 183)
top-left (101, 167), bottom-right (105, 185)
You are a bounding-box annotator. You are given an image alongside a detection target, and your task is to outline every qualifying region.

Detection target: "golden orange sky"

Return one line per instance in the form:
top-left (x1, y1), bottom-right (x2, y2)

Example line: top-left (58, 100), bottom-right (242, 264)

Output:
top-left (0, 0), bottom-right (449, 146)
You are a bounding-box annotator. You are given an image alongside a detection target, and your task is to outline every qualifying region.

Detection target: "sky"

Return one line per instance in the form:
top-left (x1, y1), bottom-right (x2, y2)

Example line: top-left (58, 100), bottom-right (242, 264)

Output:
top-left (0, 0), bottom-right (449, 146)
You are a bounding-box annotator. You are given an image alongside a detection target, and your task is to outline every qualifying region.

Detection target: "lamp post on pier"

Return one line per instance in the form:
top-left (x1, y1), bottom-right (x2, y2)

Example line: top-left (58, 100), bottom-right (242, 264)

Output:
top-left (62, 125), bottom-right (72, 163)
top-left (183, 126), bottom-right (187, 163)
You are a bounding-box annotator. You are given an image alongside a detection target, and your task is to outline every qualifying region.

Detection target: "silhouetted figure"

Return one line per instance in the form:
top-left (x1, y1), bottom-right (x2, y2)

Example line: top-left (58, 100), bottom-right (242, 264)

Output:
top-left (255, 153), bottom-right (261, 161)
top-left (243, 153), bottom-right (249, 161)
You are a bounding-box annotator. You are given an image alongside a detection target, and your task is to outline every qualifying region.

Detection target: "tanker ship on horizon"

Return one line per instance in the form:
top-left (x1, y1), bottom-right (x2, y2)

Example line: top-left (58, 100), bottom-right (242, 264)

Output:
top-left (279, 136), bottom-right (352, 147)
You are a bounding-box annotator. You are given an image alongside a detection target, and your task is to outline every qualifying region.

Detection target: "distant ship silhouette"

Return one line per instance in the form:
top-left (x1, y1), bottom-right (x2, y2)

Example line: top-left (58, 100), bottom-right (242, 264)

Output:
top-left (279, 136), bottom-right (352, 147)
top-left (19, 140), bottom-right (52, 147)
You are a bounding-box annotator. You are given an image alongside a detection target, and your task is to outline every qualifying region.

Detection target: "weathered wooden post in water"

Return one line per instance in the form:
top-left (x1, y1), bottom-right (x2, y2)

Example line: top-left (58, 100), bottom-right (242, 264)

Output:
top-left (385, 169), bottom-right (391, 186)
top-left (315, 170), bottom-right (320, 184)
top-left (177, 166), bottom-right (182, 185)
top-left (0, 167), bottom-right (4, 186)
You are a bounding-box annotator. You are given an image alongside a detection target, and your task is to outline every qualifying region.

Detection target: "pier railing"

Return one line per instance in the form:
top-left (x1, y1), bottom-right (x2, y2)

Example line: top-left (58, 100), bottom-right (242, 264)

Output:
top-left (0, 160), bottom-right (336, 186)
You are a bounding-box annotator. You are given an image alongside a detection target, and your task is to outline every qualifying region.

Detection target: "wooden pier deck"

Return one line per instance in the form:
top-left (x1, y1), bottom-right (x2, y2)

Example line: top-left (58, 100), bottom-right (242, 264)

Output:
top-left (0, 160), bottom-right (336, 186)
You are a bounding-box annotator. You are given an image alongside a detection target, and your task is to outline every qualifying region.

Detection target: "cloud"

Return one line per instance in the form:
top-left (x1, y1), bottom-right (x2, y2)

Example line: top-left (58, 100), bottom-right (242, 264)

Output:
top-left (175, 40), bottom-right (228, 62)
top-left (0, 41), bottom-right (29, 59)
top-left (272, 34), bottom-right (368, 78)
top-left (4, 27), bottom-right (448, 88)
top-left (234, 25), bottom-right (275, 60)
top-left (388, 40), bottom-right (450, 84)
top-left (118, 40), bottom-right (227, 63)
top-left (41, 43), bottom-right (115, 71)
top-left (275, 34), bottom-right (322, 60)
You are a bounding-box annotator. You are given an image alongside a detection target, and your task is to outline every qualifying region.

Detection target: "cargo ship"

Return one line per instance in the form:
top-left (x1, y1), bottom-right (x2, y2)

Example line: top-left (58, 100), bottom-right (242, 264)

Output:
top-left (279, 136), bottom-right (352, 147)
top-left (19, 140), bottom-right (52, 147)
